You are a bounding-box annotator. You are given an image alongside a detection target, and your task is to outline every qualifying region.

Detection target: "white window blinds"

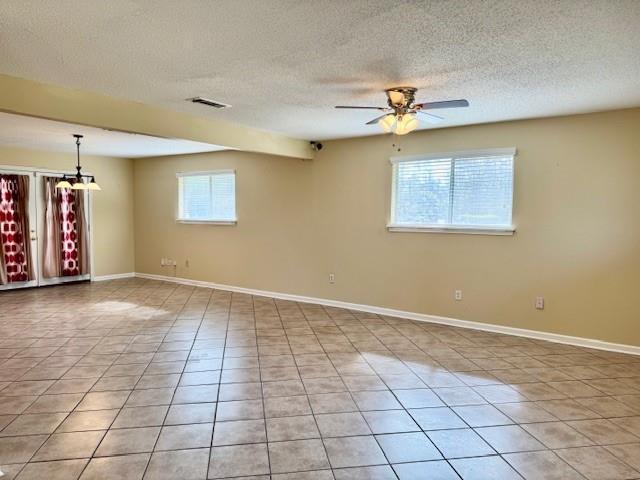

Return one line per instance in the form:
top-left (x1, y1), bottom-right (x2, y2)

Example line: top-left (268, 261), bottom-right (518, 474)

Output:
top-left (391, 149), bottom-right (514, 230)
top-left (178, 171), bottom-right (236, 222)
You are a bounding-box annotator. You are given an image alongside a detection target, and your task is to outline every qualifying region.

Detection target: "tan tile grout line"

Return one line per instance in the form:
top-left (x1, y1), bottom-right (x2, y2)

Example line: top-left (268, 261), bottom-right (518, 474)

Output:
top-left (274, 296), bottom-right (335, 477)
top-left (205, 289), bottom-right (232, 479)
top-left (250, 293), bottom-right (273, 478)
top-left (140, 285), bottom-right (214, 479)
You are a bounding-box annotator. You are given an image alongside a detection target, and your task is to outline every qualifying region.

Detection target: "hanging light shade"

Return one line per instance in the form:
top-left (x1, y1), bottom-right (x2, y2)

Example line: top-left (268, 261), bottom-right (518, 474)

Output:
top-left (394, 114), bottom-right (418, 135)
top-left (57, 134), bottom-right (101, 191)
top-left (86, 177), bottom-right (101, 191)
top-left (55, 175), bottom-right (73, 189)
top-left (378, 114), bottom-right (397, 133)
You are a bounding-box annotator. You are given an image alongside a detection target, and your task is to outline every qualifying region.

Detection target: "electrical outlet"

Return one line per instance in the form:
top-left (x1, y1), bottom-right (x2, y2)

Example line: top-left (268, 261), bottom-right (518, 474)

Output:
top-left (329, 273), bottom-right (335, 284)
top-left (454, 290), bottom-right (463, 301)
top-left (535, 296), bottom-right (544, 310)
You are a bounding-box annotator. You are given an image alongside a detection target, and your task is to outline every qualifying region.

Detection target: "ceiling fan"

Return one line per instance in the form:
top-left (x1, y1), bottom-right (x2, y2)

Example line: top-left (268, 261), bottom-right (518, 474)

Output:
top-left (335, 87), bottom-right (469, 135)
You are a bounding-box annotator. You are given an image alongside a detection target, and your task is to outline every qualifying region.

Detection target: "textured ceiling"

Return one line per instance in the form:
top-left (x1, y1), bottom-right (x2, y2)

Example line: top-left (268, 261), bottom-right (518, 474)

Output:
top-left (0, 113), bottom-right (225, 158)
top-left (1, 0), bottom-right (639, 140)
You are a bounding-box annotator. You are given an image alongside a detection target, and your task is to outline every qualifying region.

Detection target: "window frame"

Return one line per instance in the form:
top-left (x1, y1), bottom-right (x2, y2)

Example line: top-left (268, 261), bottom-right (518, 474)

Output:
top-left (176, 169), bottom-right (237, 225)
top-left (388, 148), bottom-right (516, 235)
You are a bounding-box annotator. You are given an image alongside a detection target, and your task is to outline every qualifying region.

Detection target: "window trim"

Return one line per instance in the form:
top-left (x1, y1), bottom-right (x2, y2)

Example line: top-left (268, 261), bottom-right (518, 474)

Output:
top-left (386, 224), bottom-right (515, 235)
top-left (388, 148), bottom-right (516, 235)
top-left (176, 169), bottom-right (237, 224)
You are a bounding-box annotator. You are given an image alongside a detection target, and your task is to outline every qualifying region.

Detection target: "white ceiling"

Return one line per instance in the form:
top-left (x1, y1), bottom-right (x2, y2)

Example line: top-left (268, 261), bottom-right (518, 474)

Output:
top-left (0, 112), bottom-right (225, 158)
top-left (1, 0), bottom-right (639, 140)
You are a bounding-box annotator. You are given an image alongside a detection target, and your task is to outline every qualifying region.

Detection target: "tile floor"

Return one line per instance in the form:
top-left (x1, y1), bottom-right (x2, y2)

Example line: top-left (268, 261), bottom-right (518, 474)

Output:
top-left (1, 278), bottom-right (639, 479)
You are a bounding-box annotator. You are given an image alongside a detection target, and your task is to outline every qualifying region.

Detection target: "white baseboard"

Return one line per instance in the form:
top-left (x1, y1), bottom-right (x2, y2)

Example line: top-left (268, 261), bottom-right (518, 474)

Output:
top-left (92, 272), bottom-right (136, 282)
top-left (134, 272), bottom-right (640, 356)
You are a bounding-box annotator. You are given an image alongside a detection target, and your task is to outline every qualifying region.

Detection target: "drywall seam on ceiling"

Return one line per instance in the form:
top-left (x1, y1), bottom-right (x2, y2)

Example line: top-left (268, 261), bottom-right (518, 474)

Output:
top-left (115, 272), bottom-right (640, 356)
top-left (0, 74), bottom-right (312, 159)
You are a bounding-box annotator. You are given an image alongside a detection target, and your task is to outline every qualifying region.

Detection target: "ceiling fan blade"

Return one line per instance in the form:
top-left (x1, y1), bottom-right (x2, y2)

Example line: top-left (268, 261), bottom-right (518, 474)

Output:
top-left (416, 111), bottom-right (444, 124)
top-left (335, 105), bottom-right (387, 110)
top-left (365, 114), bottom-right (391, 125)
top-left (414, 99), bottom-right (469, 110)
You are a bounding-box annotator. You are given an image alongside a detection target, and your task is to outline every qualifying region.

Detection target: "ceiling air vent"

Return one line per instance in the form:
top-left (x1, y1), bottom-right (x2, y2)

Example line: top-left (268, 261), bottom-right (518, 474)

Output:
top-left (189, 97), bottom-right (231, 109)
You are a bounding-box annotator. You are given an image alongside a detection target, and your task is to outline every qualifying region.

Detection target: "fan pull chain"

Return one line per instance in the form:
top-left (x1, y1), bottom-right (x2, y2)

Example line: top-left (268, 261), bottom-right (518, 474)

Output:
top-left (392, 134), bottom-right (403, 153)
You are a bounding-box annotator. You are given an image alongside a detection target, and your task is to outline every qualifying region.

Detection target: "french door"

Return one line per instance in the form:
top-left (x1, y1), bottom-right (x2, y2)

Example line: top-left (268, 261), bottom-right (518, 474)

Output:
top-left (0, 167), bottom-right (92, 291)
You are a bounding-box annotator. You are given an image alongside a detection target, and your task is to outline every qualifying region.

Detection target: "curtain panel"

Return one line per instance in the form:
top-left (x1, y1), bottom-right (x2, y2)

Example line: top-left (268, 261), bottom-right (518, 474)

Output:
top-left (0, 174), bottom-right (34, 284)
top-left (42, 176), bottom-right (62, 278)
top-left (42, 176), bottom-right (90, 278)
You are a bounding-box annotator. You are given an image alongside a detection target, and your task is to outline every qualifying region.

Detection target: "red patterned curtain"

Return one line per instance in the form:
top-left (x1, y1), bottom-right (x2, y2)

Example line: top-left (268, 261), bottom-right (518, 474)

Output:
top-left (60, 188), bottom-right (81, 276)
top-left (0, 174), bottom-right (34, 284)
top-left (42, 177), bottom-right (90, 278)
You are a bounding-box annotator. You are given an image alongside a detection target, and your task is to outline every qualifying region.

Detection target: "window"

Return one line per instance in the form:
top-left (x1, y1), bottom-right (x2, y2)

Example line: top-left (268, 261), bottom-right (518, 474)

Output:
top-left (177, 170), bottom-right (236, 223)
top-left (389, 148), bottom-right (515, 234)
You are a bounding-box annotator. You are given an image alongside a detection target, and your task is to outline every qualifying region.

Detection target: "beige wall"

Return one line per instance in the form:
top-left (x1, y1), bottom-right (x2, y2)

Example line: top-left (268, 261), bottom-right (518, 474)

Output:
top-left (134, 108), bottom-right (640, 346)
top-left (0, 146), bottom-right (135, 277)
top-left (134, 151), bottom-right (318, 293)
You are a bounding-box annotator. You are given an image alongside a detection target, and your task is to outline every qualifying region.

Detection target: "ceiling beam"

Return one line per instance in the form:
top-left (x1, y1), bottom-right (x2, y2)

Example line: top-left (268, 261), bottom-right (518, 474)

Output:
top-left (0, 74), bottom-right (312, 159)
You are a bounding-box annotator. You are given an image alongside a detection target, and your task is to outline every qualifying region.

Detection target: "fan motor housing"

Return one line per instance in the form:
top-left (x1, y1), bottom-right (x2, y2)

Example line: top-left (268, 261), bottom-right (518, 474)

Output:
top-left (386, 87), bottom-right (417, 108)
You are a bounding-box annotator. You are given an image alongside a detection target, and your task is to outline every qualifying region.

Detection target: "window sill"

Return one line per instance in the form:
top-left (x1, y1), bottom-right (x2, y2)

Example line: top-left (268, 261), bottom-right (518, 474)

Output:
top-left (387, 224), bottom-right (515, 235)
top-left (176, 219), bottom-right (237, 225)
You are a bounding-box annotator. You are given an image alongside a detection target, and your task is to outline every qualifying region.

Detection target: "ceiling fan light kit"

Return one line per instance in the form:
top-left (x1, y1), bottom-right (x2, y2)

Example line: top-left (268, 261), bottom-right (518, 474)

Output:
top-left (378, 113), bottom-right (418, 135)
top-left (335, 87), bottom-right (469, 136)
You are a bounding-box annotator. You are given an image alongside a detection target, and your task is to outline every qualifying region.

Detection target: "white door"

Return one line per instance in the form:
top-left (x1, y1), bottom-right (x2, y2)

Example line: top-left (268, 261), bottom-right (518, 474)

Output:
top-left (0, 169), bottom-right (38, 290)
top-left (36, 172), bottom-right (91, 286)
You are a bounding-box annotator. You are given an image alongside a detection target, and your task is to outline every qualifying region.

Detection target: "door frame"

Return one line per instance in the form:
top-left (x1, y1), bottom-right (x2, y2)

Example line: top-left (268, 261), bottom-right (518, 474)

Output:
top-left (0, 164), bottom-right (95, 289)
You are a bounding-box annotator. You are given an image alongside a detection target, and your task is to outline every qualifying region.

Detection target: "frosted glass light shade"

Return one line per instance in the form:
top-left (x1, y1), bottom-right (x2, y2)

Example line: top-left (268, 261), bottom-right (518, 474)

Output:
top-left (86, 178), bottom-right (101, 190)
top-left (378, 114), bottom-right (397, 133)
top-left (55, 179), bottom-right (72, 189)
top-left (395, 114), bottom-right (418, 135)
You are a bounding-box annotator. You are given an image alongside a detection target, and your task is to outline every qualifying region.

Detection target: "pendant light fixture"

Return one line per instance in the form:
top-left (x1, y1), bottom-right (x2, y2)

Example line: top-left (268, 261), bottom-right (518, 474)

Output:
top-left (56, 134), bottom-right (101, 191)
